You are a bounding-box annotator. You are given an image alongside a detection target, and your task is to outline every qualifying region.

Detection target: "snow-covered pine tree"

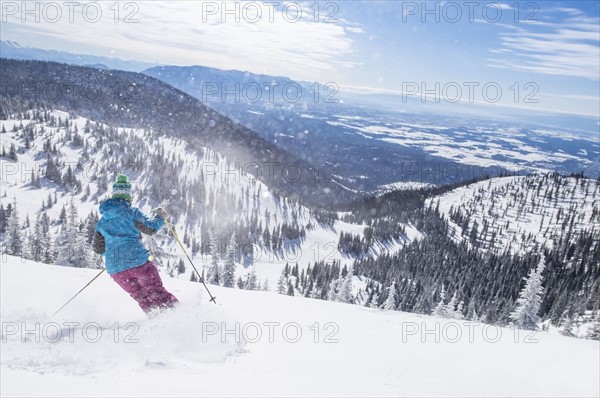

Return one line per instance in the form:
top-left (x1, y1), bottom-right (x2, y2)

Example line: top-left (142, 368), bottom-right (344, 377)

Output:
top-left (56, 197), bottom-right (90, 267)
top-left (40, 214), bottom-right (54, 264)
top-left (222, 234), bottom-right (237, 288)
top-left (327, 278), bottom-right (341, 301)
top-left (177, 259), bottom-right (186, 276)
top-left (446, 291), bottom-right (464, 319)
top-left (432, 285), bottom-right (450, 318)
top-left (27, 215), bottom-right (44, 262)
top-left (55, 222), bottom-right (72, 265)
top-left (510, 257), bottom-right (545, 330)
top-left (587, 316), bottom-right (600, 341)
top-left (337, 268), bottom-right (354, 304)
top-left (8, 143), bottom-right (18, 161)
top-left (84, 211), bottom-right (98, 244)
top-left (384, 281), bottom-right (397, 310)
top-left (309, 285), bottom-right (321, 299)
top-left (207, 232), bottom-right (220, 285)
top-left (244, 267), bottom-right (258, 290)
top-left (58, 205), bottom-right (67, 224)
top-left (277, 269), bottom-right (287, 294)
top-left (72, 203), bottom-right (91, 267)
top-left (286, 280), bottom-right (295, 296)
top-left (469, 308), bottom-right (481, 322)
top-left (369, 291), bottom-right (380, 309)
top-left (560, 318), bottom-right (575, 337)
top-left (6, 198), bottom-right (22, 256)
top-left (431, 287), bottom-right (464, 319)
top-left (0, 204), bottom-right (6, 235)
top-left (45, 154), bottom-right (61, 183)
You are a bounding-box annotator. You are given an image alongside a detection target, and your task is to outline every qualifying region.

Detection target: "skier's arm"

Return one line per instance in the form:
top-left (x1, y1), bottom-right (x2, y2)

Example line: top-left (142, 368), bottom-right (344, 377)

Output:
top-left (132, 208), bottom-right (165, 235)
top-left (93, 231), bottom-right (105, 254)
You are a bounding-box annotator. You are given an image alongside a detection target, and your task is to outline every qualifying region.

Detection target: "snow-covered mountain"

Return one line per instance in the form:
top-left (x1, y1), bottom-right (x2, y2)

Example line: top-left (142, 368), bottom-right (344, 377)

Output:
top-left (143, 65), bottom-right (316, 107)
top-left (429, 174), bottom-right (600, 253)
top-left (2, 107), bottom-right (599, 331)
top-left (1, 256), bottom-right (598, 397)
top-left (2, 9), bottom-right (599, 397)
top-left (0, 109), bottom-right (419, 293)
top-left (0, 40), bottom-right (159, 71)
top-left (0, 59), bottom-right (356, 206)
top-left (144, 66), bottom-right (599, 189)
top-left (1, 60), bottom-right (598, 343)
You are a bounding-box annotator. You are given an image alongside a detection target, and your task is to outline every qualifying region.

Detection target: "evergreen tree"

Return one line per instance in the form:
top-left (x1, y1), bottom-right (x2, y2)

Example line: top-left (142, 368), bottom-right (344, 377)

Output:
top-left (28, 215), bottom-right (45, 262)
top-left (56, 197), bottom-right (91, 267)
top-left (432, 287), bottom-right (464, 319)
top-left (222, 234), bottom-right (237, 288)
top-left (207, 233), bottom-right (221, 285)
top-left (469, 307), bottom-right (482, 322)
top-left (369, 291), bottom-right (380, 309)
top-left (237, 276), bottom-right (245, 289)
top-left (85, 212), bottom-right (98, 244)
top-left (277, 270), bottom-right (287, 294)
top-left (587, 316), bottom-right (600, 341)
top-left (177, 259), bottom-right (186, 276)
top-left (45, 155), bottom-right (61, 183)
top-left (59, 205), bottom-right (67, 224)
top-left (432, 285), bottom-right (450, 318)
top-left (46, 193), bottom-right (53, 209)
top-left (384, 281), bottom-right (397, 310)
top-left (6, 198), bottom-right (22, 255)
top-left (0, 204), bottom-right (6, 235)
top-left (327, 278), bottom-right (340, 301)
top-left (244, 267), bottom-right (258, 290)
top-left (510, 257), bottom-right (545, 330)
top-left (560, 318), bottom-right (575, 337)
top-left (446, 291), bottom-right (464, 319)
top-left (8, 143), bottom-right (18, 161)
top-left (337, 267), bottom-right (354, 304)
top-left (39, 213), bottom-right (54, 264)
top-left (286, 280), bottom-right (295, 296)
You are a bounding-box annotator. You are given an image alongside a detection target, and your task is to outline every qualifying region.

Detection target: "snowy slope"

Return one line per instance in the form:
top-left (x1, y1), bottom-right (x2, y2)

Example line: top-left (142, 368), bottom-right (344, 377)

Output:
top-left (0, 110), bottom-right (420, 290)
top-left (427, 175), bottom-right (599, 253)
top-left (1, 256), bottom-right (598, 397)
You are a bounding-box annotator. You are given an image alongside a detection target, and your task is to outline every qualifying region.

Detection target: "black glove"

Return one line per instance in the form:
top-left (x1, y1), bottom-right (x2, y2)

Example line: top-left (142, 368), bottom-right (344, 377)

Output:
top-left (153, 207), bottom-right (169, 220)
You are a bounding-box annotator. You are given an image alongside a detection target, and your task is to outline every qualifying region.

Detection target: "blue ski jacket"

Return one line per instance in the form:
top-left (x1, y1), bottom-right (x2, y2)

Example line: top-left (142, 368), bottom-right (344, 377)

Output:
top-left (94, 199), bottom-right (164, 275)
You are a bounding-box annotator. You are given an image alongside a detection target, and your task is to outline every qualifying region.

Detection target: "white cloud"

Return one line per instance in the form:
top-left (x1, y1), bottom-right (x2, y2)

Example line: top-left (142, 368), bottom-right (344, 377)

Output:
top-left (1, 1), bottom-right (358, 82)
top-left (496, 3), bottom-right (514, 10)
top-left (487, 13), bottom-right (600, 80)
top-left (346, 27), bottom-right (365, 34)
top-left (542, 7), bottom-right (584, 16)
top-left (544, 93), bottom-right (600, 101)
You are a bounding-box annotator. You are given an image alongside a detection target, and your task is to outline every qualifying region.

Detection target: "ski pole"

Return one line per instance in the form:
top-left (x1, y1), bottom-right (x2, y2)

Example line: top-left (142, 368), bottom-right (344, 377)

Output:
top-left (164, 219), bottom-right (217, 304)
top-left (53, 268), bottom-right (106, 316)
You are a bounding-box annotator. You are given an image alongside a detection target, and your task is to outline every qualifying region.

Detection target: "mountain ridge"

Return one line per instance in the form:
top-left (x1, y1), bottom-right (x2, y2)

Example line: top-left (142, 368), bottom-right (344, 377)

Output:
top-left (0, 58), bottom-right (356, 206)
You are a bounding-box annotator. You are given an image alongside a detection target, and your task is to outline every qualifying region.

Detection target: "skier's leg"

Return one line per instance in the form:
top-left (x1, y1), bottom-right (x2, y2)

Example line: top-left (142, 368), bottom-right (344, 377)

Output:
top-left (111, 267), bottom-right (155, 312)
top-left (135, 261), bottom-right (179, 312)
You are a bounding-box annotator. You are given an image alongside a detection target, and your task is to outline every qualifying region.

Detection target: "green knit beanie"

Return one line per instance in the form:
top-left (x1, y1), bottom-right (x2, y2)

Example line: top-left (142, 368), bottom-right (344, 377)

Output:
top-left (112, 174), bottom-right (132, 202)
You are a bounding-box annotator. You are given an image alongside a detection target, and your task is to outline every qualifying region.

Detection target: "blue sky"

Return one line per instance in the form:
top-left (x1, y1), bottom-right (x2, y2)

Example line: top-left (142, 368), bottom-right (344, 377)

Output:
top-left (1, 1), bottom-right (599, 118)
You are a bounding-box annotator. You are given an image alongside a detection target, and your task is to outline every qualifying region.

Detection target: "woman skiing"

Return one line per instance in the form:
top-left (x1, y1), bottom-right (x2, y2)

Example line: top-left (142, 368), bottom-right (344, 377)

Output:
top-left (93, 174), bottom-right (179, 315)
